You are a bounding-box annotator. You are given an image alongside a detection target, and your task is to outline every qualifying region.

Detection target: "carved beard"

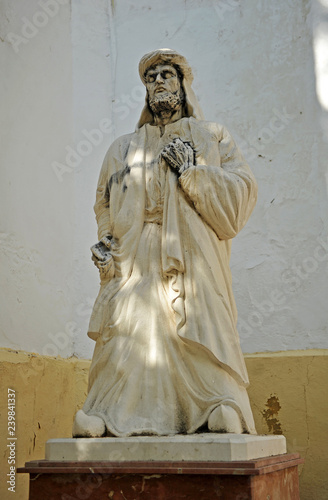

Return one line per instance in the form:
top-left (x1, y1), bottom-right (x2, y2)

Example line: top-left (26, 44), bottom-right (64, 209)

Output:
top-left (148, 89), bottom-right (185, 115)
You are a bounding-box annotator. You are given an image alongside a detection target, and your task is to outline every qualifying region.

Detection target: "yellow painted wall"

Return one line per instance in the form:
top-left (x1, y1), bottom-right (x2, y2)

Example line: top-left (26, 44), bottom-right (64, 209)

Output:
top-left (0, 349), bottom-right (90, 500)
top-left (245, 350), bottom-right (328, 500)
top-left (0, 348), bottom-right (327, 500)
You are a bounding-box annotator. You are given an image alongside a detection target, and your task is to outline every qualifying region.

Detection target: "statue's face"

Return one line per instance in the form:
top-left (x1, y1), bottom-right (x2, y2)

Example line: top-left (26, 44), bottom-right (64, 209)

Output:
top-left (145, 64), bottom-right (181, 100)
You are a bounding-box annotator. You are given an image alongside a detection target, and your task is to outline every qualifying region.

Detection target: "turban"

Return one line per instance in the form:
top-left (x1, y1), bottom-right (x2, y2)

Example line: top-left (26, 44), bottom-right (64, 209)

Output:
top-left (136, 48), bottom-right (204, 129)
top-left (139, 48), bottom-right (194, 85)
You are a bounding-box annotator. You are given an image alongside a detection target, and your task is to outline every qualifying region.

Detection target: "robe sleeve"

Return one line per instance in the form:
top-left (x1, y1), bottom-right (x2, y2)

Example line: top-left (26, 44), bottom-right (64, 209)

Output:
top-left (94, 150), bottom-right (111, 241)
top-left (179, 126), bottom-right (257, 240)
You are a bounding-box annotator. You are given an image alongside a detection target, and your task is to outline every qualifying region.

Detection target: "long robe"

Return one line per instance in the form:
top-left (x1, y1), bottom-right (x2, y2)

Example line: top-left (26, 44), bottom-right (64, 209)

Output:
top-left (83, 117), bottom-right (258, 436)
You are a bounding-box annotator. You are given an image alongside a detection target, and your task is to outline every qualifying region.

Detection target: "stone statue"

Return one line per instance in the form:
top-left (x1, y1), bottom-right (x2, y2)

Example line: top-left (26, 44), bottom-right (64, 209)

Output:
top-left (73, 49), bottom-right (258, 438)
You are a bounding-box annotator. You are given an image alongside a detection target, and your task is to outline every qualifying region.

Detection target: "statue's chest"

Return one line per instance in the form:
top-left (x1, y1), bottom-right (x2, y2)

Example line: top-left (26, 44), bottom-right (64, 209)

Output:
top-left (146, 124), bottom-right (220, 168)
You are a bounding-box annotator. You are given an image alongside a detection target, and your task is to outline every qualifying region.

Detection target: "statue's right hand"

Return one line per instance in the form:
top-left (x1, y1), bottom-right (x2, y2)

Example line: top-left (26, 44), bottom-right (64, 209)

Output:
top-left (91, 238), bottom-right (115, 283)
top-left (161, 138), bottom-right (195, 175)
top-left (91, 236), bottom-right (112, 261)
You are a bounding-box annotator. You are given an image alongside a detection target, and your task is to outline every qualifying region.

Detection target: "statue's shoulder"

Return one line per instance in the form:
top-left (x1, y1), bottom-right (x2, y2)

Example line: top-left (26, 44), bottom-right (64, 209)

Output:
top-left (105, 132), bottom-right (135, 160)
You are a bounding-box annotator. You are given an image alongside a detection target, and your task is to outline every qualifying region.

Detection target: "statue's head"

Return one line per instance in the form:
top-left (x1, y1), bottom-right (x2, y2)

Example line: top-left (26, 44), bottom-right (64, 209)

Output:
top-left (137, 49), bottom-right (204, 128)
top-left (144, 63), bottom-right (185, 116)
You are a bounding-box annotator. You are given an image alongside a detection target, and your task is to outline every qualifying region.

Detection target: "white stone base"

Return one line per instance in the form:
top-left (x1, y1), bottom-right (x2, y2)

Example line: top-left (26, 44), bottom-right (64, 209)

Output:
top-left (45, 434), bottom-right (286, 462)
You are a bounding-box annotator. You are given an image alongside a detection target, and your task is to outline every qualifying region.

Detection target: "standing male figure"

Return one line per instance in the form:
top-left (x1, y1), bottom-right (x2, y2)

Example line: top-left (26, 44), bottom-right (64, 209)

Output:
top-left (73, 49), bottom-right (258, 438)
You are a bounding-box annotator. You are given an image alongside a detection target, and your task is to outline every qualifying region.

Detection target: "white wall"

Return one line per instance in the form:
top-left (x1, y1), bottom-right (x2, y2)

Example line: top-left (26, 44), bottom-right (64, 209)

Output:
top-left (0, 0), bottom-right (76, 356)
top-left (1, 0), bottom-right (327, 359)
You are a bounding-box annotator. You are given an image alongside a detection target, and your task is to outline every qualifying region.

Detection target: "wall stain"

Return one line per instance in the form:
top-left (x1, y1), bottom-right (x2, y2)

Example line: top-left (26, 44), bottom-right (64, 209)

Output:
top-left (262, 395), bottom-right (283, 434)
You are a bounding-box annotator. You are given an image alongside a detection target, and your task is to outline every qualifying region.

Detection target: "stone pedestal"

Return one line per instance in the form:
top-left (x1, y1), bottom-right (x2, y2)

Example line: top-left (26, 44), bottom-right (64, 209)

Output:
top-left (45, 434), bottom-right (287, 461)
top-left (18, 435), bottom-right (304, 500)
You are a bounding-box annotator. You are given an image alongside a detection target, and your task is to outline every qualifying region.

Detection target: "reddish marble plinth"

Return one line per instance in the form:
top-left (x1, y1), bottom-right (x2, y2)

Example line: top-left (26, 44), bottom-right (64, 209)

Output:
top-left (18, 453), bottom-right (303, 500)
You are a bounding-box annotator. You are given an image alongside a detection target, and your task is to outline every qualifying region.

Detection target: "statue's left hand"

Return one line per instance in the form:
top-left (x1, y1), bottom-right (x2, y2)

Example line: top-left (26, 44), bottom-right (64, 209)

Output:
top-left (161, 138), bottom-right (194, 175)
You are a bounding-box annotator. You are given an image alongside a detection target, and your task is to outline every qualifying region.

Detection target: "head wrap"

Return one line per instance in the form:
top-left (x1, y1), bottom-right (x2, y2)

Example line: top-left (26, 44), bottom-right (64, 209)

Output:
top-left (137, 48), bottom-right (204, 129)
